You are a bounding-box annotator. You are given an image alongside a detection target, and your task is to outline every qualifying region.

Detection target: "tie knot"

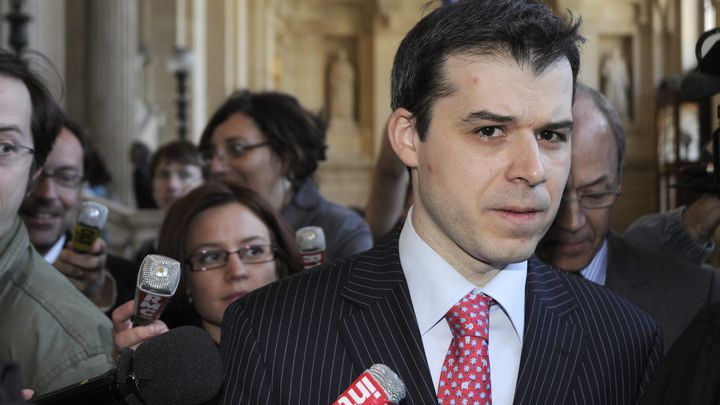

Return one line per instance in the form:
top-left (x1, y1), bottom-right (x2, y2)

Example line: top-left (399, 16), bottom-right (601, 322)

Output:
top-left (445, 291), bottom-right (492, 339)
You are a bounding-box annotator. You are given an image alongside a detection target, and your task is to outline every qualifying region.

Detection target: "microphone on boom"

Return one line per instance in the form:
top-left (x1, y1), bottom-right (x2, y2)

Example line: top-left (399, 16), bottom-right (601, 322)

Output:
top-left (33, 326), bottom-right (223, 405)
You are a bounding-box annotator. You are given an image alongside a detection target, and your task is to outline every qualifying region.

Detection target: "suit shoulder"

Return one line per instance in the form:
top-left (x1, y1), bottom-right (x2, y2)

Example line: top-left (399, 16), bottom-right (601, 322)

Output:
top-left (547, 261), bottom-right (660, 328)
top-left (225, 253), bottom-right (356, 318)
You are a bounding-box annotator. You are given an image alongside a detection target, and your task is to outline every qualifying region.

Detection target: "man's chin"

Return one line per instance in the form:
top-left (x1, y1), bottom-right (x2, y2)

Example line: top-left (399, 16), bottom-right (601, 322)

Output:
top-left (27, 230), bottom-right (64, 254)
top-left (549, 257), bottom-right (591, 273)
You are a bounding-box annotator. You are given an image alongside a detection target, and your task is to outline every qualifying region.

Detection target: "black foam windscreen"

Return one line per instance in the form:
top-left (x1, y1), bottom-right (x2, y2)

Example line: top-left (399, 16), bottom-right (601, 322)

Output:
top-left (133, 326), bottom-right (223, 405)
top-left (681, 70), bottom-right (720, 100)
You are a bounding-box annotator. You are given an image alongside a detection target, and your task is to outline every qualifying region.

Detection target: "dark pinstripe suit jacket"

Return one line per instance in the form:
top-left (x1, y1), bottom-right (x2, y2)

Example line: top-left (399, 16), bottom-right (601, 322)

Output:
top-left (220, 231), bottom-right (663, 404)
top-left (605, 231), bottom-right (720, 352)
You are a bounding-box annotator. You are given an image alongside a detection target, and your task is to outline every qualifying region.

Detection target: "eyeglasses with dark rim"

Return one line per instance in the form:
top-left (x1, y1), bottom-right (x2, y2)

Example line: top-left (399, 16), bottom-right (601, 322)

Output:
top-left (200, 140), bottom-right (270, 164)
top-left (561, 187), bottom-right (622, 209)
top-left (185, 244), bottom-right (278, 272)
top-left (0, 141), bottom-right (34, 165)
top-left (37, 168), bottom-right (84, 188)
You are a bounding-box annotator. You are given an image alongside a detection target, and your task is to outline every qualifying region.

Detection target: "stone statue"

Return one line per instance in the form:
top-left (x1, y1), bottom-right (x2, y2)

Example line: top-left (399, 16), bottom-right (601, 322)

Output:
top-left (601, 48), bottom-right (631, 120)
top-left (328, 49), bottom-right (355, 122)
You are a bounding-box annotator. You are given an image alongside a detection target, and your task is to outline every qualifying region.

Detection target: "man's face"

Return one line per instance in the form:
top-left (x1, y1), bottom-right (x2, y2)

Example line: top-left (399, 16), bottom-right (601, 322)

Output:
top-left (395, 55), bottom-right (574, 275)
top-left (20, 128), bottom-right (84, 254)
top-left (536, 94), bottom-right (619, 272)
top-left (0, 74), bottom-right (34, 235)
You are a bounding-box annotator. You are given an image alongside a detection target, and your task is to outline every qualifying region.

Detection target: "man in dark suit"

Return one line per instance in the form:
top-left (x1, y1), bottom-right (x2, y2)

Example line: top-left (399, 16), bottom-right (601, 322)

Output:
top-left (221, 1), bottom-right (662, 404)
top-left (537, 83), bottom-right (720, 351)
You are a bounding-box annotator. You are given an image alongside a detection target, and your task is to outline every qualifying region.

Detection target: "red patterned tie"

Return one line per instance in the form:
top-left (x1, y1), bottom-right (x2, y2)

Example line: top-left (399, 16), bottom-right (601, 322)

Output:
top-left (437, 291), bottom-right (492, 405)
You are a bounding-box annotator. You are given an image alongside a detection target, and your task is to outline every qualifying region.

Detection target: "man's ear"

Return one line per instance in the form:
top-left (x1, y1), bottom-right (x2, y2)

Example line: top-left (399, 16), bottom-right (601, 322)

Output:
top-left (387, 108), bottom-right (420, 169)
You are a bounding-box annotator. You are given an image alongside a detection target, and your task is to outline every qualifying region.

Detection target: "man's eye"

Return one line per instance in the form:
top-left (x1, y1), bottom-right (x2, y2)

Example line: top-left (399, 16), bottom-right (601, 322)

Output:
top-left (0, 142), bottom-right (17, 155)
top-left (583, 194), bottom-right (605, 201)
top-left (476, 127), bottom-right (499, 137)
top-left (57, 170), bottom-right (81, 182)
top-left (537, 130), bottom-right (566, 142)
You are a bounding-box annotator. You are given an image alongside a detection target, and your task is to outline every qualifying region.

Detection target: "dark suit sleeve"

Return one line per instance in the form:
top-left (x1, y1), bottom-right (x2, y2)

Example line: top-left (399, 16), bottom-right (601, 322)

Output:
top-left (638, 302), bottom-right (720, 405)
top-left (706, 265), bottom-right (720, 304)
top-left (637, 325), bottom-right (663, 401)
top-left (220, 301), bottom-right (277, 405)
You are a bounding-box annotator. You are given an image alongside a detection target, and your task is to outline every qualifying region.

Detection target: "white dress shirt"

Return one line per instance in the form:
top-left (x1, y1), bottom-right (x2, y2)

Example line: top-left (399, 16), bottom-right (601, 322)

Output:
top-left (399, 210), bottom-right (526, 405)
top-left (579, 239), bottom-right (609, 285)
top-left (43, 233), bottom-right (66, 264)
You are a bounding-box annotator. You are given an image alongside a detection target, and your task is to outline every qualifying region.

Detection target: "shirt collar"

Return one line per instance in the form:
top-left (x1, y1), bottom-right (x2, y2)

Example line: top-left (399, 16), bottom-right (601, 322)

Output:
top-left (399, 208), bottom-right (526, 342)
top-left (579, 238), bottom-right (608, 285)
top-left (43, 233), bottom-right (66, 264)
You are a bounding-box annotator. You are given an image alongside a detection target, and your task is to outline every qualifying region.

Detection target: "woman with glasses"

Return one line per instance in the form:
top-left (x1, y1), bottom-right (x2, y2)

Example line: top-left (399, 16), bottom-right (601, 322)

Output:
top-left (111, 180), bottom-right (302, 350)
top-left (199, 90), bottom-right (373, 263)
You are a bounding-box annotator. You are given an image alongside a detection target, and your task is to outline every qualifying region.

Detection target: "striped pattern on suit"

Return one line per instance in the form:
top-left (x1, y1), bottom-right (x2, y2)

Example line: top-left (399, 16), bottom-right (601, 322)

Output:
top-left (220, 230), bottom-right (663, 404)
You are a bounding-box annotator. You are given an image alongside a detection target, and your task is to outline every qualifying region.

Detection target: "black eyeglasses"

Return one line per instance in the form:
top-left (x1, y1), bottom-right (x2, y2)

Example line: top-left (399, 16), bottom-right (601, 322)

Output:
top-left (38, 168), bottom-right (84, 188)
top-left (200, 141), bottom-right (270, 164)
top-left (0, 141), bottom-right (34, 166)
top-left (561, 188), bottom-right (622, 209)
top-left (185, 244), bottom-right (277, 272)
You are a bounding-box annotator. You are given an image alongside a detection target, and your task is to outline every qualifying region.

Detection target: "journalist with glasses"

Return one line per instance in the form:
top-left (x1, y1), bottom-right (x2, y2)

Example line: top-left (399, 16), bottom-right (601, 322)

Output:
top-left (19, 119), bottom-right (138, 316)
top-left (537, 83), bottom-right (720, 352)
top-left (112, 180), bottom-right (302, 351)
top-left (198, 90), bottom-right (373, 264)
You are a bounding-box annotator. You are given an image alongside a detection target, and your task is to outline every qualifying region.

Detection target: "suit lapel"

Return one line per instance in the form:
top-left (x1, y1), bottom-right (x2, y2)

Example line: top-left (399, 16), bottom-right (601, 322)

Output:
top-left (513, 257), bottom-right (585, 405)
top-left (605, 232), bottom-right (656, 314)
top-left (337, 231), bottom-right (437, 404)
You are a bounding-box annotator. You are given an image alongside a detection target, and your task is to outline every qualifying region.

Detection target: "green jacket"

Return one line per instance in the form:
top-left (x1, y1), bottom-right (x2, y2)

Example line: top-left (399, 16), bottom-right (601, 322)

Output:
top-left (0, 218), bottom-right (114, 395)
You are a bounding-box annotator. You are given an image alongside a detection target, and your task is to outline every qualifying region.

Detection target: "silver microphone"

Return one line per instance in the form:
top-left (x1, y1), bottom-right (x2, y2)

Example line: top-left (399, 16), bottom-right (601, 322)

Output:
top-left (133, 254), bottom-right (181, 326)
top-left (70, 201), bottom-right (109, 253)
top-left (296, 226), bottom-right (326, 269)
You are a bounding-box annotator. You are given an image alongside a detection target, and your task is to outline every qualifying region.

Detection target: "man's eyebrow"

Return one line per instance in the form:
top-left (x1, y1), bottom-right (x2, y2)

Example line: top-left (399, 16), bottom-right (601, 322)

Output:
top-left (543, 120), bottom-right (574, 132)
top-left (460, 110), bottom-right (516, 124)
top-left (577, 175), bottom-right (612, 190)
top-left (0, 124), bottom-right (22, 135)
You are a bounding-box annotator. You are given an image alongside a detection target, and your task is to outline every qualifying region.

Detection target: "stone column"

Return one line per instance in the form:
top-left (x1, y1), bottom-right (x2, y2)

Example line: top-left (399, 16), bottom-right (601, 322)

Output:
top-left (89, 0), bottom-right (139, 206)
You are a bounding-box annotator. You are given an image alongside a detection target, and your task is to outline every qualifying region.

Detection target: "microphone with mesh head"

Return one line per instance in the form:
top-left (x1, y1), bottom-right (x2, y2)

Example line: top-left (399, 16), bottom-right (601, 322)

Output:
top-left (332, 364), bottom-right (407, 405)
top-left (133, 254), bottom-right (181, 326)
top-left (296, 226), bottom-right (326, 269)
top-left (33, 325), bottom-right (224, 405)
top-left (70, 201), bottom-right (109, 253)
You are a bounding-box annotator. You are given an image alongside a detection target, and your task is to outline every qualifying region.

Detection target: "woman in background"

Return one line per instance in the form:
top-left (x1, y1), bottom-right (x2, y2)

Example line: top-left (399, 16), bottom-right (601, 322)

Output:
top-left (199, 90), bottom-right (373, 262)
top-left (112, 180), bottom-right (301, 350)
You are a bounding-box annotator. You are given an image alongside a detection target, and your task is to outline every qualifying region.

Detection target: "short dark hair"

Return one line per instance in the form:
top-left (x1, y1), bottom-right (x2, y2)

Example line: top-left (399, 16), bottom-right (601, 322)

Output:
top-left (391, 0), bottom-right (584, 140)
top-left (61, 117), bottom-right (93, 176)
top-left (199, 90), bottom-right (327, 191)
top-left (150, 140), bottom-right (206, 179)
top-left (0, 50), bottom-right (63, 171)
top-left (576, 83), bottom-right (626, 180)
top-left (157, 180), bottom-right (302, 329)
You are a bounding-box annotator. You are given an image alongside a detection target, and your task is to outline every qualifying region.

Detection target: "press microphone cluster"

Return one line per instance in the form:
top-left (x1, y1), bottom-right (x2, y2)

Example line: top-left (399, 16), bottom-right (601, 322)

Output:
top-left (332, 364), bottom-right (407, 405)
top-left (132, 254), bottom-right (181, 326)
top-left (33, 326), bottom-right (223, 405)
top-left (70, 201), bottom-right (108, 253)
top-left (296, 226), bottom-right (326, 269)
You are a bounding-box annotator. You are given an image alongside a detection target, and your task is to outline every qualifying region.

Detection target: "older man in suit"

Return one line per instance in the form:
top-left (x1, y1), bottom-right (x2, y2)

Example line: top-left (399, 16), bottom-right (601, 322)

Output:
top-left (220, 1), bottom-right (662, 404)
top-left (537, 83), bottom-right (720, 352)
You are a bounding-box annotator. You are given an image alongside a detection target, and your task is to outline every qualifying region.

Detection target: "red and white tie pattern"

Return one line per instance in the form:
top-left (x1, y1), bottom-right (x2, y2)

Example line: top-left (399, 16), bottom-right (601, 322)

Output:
top-left (437, 291), bottom-right (492, 405)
